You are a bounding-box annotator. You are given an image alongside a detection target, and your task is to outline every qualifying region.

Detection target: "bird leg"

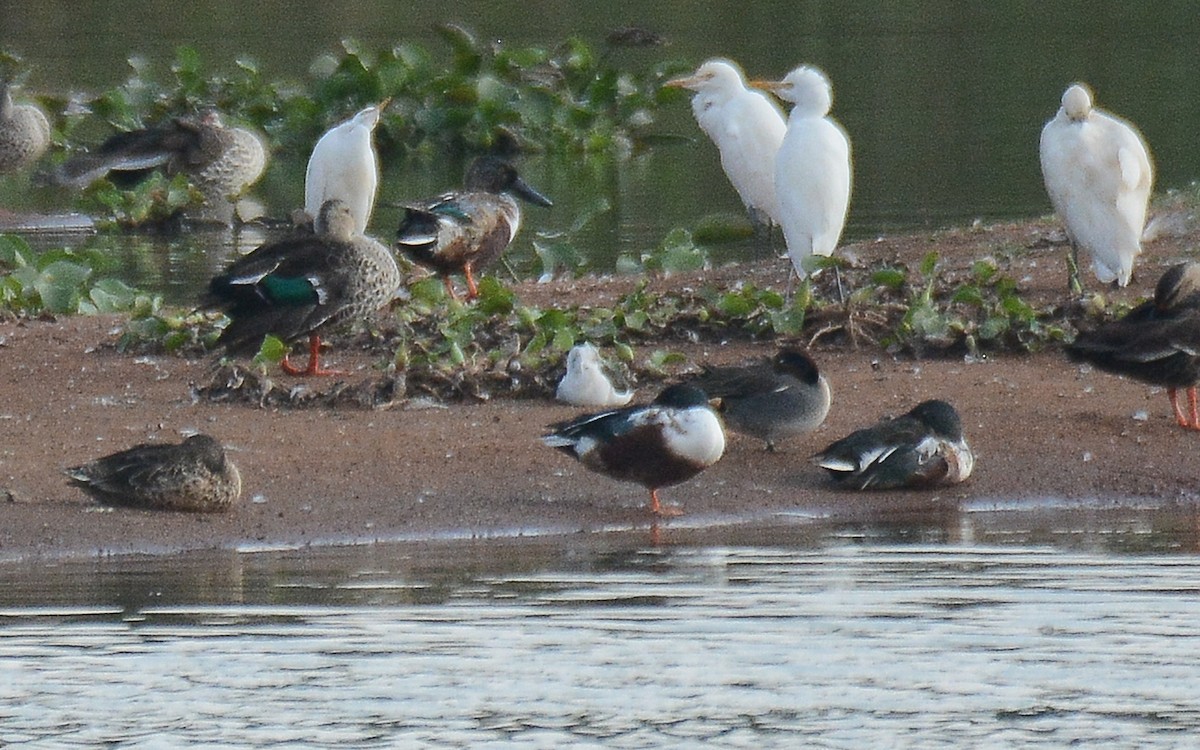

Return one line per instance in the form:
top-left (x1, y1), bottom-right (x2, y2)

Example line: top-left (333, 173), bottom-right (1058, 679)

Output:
top-left (442, 276), bottom-right (461, 301)
top-left (1186, 387), bottom-right (1200, 431)
top-left (647, 489), bottom-right (683, 517)
top-left (280, 334), bottom-right (344, 377)
top-left (1067, 242), bottom-right (1084, 297)
top-left (463, 262), bottom-right (480, 301)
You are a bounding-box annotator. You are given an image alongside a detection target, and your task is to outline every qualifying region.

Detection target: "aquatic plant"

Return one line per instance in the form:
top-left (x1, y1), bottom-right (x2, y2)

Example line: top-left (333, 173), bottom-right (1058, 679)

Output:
top-left (0, 234), bottom-right (151, 315)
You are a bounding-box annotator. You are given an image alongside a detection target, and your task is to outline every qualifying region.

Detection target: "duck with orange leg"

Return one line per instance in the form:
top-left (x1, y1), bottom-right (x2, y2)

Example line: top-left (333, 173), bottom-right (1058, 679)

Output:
top-left (1066, 262), bottom-right (1200, 430)
top-left (396, 156), bottom-right (552, 301)
top-left (205, 199), bottom-right (402, 376)
top-left (542, 384), bottom-right (726, 517)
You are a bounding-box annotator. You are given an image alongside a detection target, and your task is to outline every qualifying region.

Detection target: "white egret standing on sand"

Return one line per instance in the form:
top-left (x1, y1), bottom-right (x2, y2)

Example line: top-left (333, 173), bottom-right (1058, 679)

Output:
top-left (304, 102), bottom-right (388, 234)
top-left (1039, 82), bottom-right (1153, 293)
top-left (665, 59), bottom-right (787, 233)
top-left (752, 65), bottom-right (852, 282)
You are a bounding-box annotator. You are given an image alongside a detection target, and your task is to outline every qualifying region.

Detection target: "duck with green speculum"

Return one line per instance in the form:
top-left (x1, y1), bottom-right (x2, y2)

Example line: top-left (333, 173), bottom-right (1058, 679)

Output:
top-left (542, 384), bottom-right (726, 517)
top-left (206, 199), bottom-right (402, 376)
top-left (1066, 262), bottom-right (1200, 430)
top-left (396, 156), bottom-right (552, 300)
top-left (65, 434), bottom-right (242, 513)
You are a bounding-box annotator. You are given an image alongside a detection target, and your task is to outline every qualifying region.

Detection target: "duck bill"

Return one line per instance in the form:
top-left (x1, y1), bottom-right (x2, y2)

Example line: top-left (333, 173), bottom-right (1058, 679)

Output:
top-left (512, 176), bottom-right (553, 208)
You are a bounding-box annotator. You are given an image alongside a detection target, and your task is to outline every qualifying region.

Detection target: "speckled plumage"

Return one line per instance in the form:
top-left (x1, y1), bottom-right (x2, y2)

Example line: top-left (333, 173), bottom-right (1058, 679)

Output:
top-left (542, 384), bottom-right (726, 516)
top-left (812, 399), bottom-right (973, 490)
top-left (65, 434), bottom-right (241, 513)
top-left (206, 199), bottom-right (401, 375)
top-left (0, 82), bottom-right (51, 174)
top-left (1067, 262), bottom-right (1200, 429)
top-left (396, 156), bottom-right (552, 300)
top-left (686, 348), bottom-right (831, 450)
top-left (55, 110), bottom-right (266, 223)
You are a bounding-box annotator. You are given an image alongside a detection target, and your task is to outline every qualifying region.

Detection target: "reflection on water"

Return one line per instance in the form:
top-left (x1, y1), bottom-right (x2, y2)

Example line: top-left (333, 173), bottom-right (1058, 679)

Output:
top-left (2, 512), bottom-right (1199, 747)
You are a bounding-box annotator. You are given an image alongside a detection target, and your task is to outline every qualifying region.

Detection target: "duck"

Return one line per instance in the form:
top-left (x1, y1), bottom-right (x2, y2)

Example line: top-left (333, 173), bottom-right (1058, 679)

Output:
top-left (556, 343), bottom-right (634, 408)
top-left (64, 434), bottom-right (241, 513)
top-left (304, 102), bottom-right (387, 235)
top-left (1039, 83), bottom-right (1154, 293)
top-left (751, 65), bottom-right (852, 280)
top-left (0, 81), bottom-right (51, 174)
top-left (53, 109), bottom-right (267, 224)
top-left (664, 59), bottom-right (787, 233)
top-left (396, 156), bottom-right (552, 300)
top-left (205, 198), bottom-right (402, 376)
top-left (542, 384), bottom-right (726, 517)
top-left (812, 399), bottom-right (974, 490)
top-left (685, 348), bottom-right (831, 450)
top-left (1066, 262), bottom-right (1200, 430)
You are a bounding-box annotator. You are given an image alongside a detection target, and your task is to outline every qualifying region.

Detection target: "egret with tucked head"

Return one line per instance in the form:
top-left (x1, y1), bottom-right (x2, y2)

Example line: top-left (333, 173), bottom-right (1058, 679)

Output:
top-left (305, 102), bottom-right (388, 234)
top-left (752, 65), bottom-right (852, 281)
top-left (1039, 83), bottom-right (1153, 293)
top-left (665, 59), bottom-right (787, 233)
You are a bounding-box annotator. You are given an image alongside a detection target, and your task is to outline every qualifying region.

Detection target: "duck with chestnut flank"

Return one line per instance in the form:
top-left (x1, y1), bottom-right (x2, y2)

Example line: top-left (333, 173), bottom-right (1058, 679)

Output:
top-left (542, 384), bottom-right (725, 517)
top-left (812, 399), bottom-right (973, 490)
top-left (396, 156), bottom-right (552, 300)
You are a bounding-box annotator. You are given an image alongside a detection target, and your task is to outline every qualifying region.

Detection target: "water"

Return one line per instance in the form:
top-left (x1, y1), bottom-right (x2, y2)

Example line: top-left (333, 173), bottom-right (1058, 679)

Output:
top-left (3, 511), bottom-right (1200, 747)
top-left (4, 2), bottom-right (1200, 298)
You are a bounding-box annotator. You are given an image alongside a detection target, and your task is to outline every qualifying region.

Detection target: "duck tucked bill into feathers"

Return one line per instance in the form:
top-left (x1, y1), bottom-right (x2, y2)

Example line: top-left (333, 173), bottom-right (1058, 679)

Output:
top-left (812, 399), bottom-right (973, 490)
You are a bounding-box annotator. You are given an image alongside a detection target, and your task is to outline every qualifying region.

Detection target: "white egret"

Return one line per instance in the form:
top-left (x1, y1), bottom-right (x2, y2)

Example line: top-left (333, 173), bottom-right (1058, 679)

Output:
top-left (304, 102), bottom-right (387, 235)
top-left (1039, 83), bottom-right (1153, 292)
top-left (0, 81), bottom-right (50, 174)
top-left (665, 59), bottom-right (787, 231)
top-left (752, 66), bottom-right (852, 280)
top-left (556, 343), bottom-right (634, 408)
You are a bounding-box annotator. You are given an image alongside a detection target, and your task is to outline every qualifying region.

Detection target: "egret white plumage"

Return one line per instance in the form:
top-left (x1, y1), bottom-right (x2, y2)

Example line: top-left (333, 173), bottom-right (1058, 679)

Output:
top-left (665, 59), bottom-right (787, 231)
top-left (304, 102), bottom-right (387, 235)
top-left (752, 66), bottom-right (852, 280)
top-left (1039, 83), bottom-right (1153, 292)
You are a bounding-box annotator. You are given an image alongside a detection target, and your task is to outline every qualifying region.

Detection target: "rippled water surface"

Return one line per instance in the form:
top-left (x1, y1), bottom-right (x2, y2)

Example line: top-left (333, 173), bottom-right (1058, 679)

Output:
top-left (3, 516), bottom-right (1200, 748)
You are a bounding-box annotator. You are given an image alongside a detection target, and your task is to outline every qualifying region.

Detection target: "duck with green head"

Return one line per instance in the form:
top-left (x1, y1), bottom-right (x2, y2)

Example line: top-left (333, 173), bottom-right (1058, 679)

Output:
top-left (396, 156), bottom-right (552, 300)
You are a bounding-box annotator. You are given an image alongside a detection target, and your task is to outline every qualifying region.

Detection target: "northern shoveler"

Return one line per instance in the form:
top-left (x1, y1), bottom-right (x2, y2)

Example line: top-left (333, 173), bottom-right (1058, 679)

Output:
top-left (65, 434), bottom-right (242, 513)
top-left (206, 198), bottom-right (402, 376)
top-left (686, 348), bottom-right (831, 451)
top-left (0, 81), bottom-right (50, 174)
top-left (556, 343), bottom-right (634, 408)
top-left (665, 59), bottom-right (786, 232)
top-left (542, 384), bottom-right (726, 516)
top-left (54, 109), bottom-right (267, 224)
top-left (304, 102), bottom-right (388, 235)
top-left (1040, 83), bottom-right (1153, 293)
top-left (812, 399), bottom-right (974, 490)
top-left (750, 66), bottom-right (851, 281)
top-left (1066, 262), bottom-right (1200, 429)
top-left (396, 156), bottom-right (552, 300)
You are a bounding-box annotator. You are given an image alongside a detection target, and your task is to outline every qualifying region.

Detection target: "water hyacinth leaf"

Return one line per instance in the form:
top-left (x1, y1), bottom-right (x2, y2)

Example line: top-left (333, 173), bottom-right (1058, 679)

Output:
top-left (0, 234), bottom-right (35, 267)
top-left (34, 260), bottom-right (93, 313)
top-left (252, 334), bottom-right (288, 367)
top-left (693, 213), bottom-right (755, 244)
top-left (89, 278), bottom-right (138, 313)
top-left (475, 277), bottom-right (515, 315)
